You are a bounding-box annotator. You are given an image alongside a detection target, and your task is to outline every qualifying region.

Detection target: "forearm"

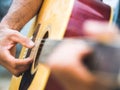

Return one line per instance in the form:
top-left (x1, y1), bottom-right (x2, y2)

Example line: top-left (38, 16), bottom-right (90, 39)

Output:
top-left (1, 0), bottom-right (43, 30)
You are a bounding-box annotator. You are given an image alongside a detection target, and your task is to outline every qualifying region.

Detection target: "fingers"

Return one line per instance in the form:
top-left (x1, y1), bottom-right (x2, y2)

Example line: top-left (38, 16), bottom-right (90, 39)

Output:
top-left (47, 40), bottom-right (94, 84)
top-left (0, 50), bottom-right (33, 77)
top-left (83, 20), bottom-right (119, 43)
top-left (0, 27), bottom-right (34, 76)
top-left (46, 41), bottom-right (96, 90)
top-left (9, 30), bottom-right (34, 48)
top-left (0, 28), bottom-right (34, 49)
top-left (11, 58), bottom-right (32, 77)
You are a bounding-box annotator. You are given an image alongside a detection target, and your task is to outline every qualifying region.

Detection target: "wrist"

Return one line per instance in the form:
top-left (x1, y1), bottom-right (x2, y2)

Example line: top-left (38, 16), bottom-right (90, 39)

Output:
top-left (0, 20), bottom-right (12, 30)
top-left (0, 18), bottom-right (22, 31)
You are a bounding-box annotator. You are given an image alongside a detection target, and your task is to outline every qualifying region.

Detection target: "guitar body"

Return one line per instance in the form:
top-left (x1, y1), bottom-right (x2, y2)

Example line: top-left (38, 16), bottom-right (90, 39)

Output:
top-left (9, 0), bottom-right (112, 90)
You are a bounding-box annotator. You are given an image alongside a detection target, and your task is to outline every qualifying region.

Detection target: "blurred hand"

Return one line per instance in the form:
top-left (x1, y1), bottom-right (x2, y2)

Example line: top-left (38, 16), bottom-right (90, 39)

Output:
top-left (47, 40), bottom-right (95, 90)
top-left (0, 24), bottom-right (34, 76)
top-left (46, 21), bottom-right (120, 90)
top-left (84, 20), bottom-right (119, 43)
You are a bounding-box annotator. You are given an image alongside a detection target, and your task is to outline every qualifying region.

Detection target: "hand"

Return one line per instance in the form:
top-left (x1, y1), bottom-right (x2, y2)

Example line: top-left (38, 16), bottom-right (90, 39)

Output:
top-left (47, 40), bottom-right (95, 90)
top-left (46, 21), bottom-right (120, 90)
top-left (0, 24), bottom-right (34, 77)
top-left (84, 20), bottom-right (119, 43)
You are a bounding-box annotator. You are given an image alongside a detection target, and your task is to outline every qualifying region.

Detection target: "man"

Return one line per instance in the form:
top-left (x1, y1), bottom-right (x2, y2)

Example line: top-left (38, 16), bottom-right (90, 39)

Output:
top-left (0, 0), bottom-right (43, 76)
top-left (0, 0), bottom-right (12, 76)
top-left (0, 0), bottom-right (120, 89)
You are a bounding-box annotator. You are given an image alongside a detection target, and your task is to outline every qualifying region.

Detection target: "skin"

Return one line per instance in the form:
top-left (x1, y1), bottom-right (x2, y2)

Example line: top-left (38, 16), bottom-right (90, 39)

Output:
top-left (46, 21), bottom-right (120, 90)
top-left (0, 0), bottom-right (43, 76)
top-left (0, 0), bottom-right (119, 89)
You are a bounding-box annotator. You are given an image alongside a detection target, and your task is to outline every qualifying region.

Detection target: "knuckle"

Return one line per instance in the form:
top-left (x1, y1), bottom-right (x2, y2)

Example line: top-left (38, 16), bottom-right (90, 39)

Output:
top-left (12, 31), bottom-right (19, 37)
top-left (9, 31), bottom-right (19, 39)
top-left (22, 37), bottom-right (29, 43)
top-left (12, 62), bottom-right (18, 69)
top-left (13, 70), bottom-right (21, 77)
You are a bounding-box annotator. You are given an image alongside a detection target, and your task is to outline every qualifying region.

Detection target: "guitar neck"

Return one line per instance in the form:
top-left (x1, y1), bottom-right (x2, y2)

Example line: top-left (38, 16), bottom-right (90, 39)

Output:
top-left (37, 39), bottom-right (120, 89)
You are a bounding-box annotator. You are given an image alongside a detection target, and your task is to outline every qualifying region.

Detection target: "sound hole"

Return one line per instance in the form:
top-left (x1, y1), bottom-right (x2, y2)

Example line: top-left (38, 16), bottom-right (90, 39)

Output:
top-left (34, 31), bottom-right (49, 68)
top-left (19, 30), bottom-right (49, 90)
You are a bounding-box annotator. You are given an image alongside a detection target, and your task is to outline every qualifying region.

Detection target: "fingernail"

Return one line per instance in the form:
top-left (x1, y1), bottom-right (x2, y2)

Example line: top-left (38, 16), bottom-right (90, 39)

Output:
top-left (29, 41), bottom-right (35, 47)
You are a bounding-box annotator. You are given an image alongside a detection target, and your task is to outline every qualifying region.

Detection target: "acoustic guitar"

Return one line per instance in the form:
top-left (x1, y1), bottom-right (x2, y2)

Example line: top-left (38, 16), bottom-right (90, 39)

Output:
top-left (9, 0), bottom-right (113, 90)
